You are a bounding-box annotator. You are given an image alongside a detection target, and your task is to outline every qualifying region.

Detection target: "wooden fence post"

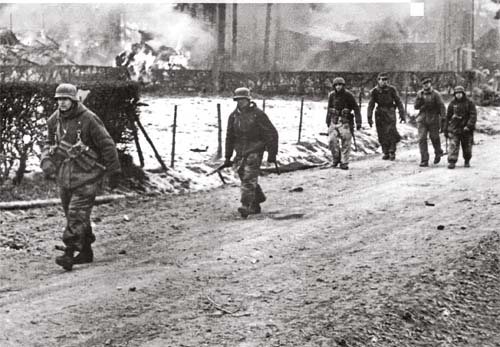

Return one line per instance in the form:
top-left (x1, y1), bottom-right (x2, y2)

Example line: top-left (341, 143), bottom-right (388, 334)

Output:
top-left (171, 105), bottom-right (178, 168)
top-left (404, 86), bottom-right (409, 115)
top-left (216, 103), bottom-right (222, 159)
top-left (297, 97), bottom-right (304, 143)
top-left (359, 87), bottom-right (363, 109)
top-left (134, 116), bottom-right (168, 171)
top-left (131, 119), bottom-right (144, 167)
top-left (262, 99), bottom-right (266, 112)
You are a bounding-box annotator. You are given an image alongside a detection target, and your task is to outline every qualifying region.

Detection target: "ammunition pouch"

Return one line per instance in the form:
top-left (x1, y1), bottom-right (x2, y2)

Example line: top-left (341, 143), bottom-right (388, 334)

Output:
top-left (49, 140), bottom-right (106, 174)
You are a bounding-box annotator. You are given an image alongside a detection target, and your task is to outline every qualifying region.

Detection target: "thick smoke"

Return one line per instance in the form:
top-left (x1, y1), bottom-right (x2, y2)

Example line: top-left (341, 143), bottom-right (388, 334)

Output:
top-left (0, 4), bottom-right (215, 67)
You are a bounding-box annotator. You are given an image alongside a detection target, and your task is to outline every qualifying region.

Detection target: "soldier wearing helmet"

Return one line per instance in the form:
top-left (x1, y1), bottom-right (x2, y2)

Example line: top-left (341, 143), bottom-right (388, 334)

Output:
top-left (325, 76), bottom-right (362, 169)
top-left (367, 72), bottom-right (406, 161)
top-left (414, 76), bottom-right (446, 167)
top-left (443, 85), bottom-right (477, 169)
top-left (225, 87), bottom-right (279, 218)
top-left (40, 83), bottom-right (121, 271)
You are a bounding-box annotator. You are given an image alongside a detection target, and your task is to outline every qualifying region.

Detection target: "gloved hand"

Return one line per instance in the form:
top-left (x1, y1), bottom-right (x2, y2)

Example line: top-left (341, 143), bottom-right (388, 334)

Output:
top-left (224, 157), bottom-right (232, 167)
top-left (368, 118), bottom-right (373, 128)
top-left (41, 158), bottom-right (56, 180)
top-left (267, 154), bottom-right (277, 164)
top-left (463, 126), bottom-right (471, 132)
top-left (356, 124), bottom-right (361, 131)
top-left (108, 172), bottom-right (121, 190)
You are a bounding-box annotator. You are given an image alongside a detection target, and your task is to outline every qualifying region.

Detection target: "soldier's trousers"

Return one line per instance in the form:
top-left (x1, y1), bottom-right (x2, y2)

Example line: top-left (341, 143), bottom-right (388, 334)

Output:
top-left (328, 123), bottom-right (352, 164)
top-left (59, 182), bottom-right (98, 252)
top-left (237, 152), bottom-right (266, 207)
top-left (418, 122), bottom-right (442, 162)
top-left (375, 109), bottom-right (400, 155)
top-left (448, 132), bottom-right (473, 163)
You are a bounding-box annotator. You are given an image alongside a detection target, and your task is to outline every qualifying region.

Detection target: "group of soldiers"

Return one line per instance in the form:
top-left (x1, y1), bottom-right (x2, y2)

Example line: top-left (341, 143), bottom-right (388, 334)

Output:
top-left (224, 73), bottom-right (477, 219)
top-left (327, 73), bottom-right (477, 169)
top-left (41, 76), bottom-right (477, 270)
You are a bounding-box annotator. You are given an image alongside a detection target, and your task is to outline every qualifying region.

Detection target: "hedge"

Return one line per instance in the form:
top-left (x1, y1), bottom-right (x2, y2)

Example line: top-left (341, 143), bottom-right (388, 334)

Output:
top-left (0, 81), bottom-right (140, 185)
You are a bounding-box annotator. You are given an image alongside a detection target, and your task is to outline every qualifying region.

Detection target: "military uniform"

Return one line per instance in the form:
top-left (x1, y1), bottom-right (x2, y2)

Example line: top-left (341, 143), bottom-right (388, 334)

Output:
top-left (414, 87), bottom-right (446, 165)
top-left (443, 87), bottom-right (477, 168)
top-left (41, 84), bottom-right (120, 270)
top-left (367, 84), bottom-right (405, 160)
top-left (326, 87), bottom-right (361, 168)
top-left (225, 96), bottom-right (278, 217)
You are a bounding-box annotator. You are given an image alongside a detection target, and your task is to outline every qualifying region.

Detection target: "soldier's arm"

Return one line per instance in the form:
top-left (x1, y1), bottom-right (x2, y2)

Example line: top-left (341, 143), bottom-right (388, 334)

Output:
top-left (41, 116), bottom-right (56, 158)
top-left (326, 92), bottom-right (333, 126)
top-left (443, 102), bottom-right (454, 133)
top-left (256, 110), bottom-right (279, 159)
top-left (40, 116), bottom-right (57, 171)
top-left (392, 87), bottom-right (405, 116)
top-left (224, 114), bottom-right (235, 161)
top-left (349, 92), bottom-right (362, 128)
top-left (466, 101), bottom-right (477, 130)
top-left (435, 91), bottom-right (446, 118)
top-left (88, 115), bottom-right (121, 173)
top-left (367, 90), bottom-right (376, 122)
top-left (414, 90), bottom-right (424, 110)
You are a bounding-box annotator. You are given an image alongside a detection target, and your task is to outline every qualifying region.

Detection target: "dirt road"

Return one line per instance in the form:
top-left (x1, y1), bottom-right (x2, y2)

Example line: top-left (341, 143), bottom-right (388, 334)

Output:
top-left (1, 134), bottom-right (500, 347)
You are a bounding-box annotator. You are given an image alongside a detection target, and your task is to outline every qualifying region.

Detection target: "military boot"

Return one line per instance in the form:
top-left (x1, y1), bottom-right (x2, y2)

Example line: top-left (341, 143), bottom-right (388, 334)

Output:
top-left (55, 249), bottom-right (74, 271)
top-left (238, 205), bottom-right (250, 219)
top-left (419, 161), bottom-right (429, 167)
top-left (382, 153), bottom-right (390, 160)
top-left (389, 153), bottom-right (396, 161)
top-left (464, 160), bottom-right (471, 168)
top-left (73, 244), bottom-right (93, 264)
top-left (448, 162), bottom-right (456, 169)
top-left (434, 151), bottom-right (443, 164)
top-left (340, 163), bottom-right (349, 170)
top-left (250, 202), bottom-right (262, 214)
top-left (255, 185), bottom-right (266, 204)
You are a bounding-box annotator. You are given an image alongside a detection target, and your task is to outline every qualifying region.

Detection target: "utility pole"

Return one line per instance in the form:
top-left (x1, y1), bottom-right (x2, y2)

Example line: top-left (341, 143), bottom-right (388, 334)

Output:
top-left (263, 3), bottom-right (272, 69)
top-left (213, 4), bottom-right (226, 91)
top-left (232, 3), bottom-right (237, 62)
top-left (273, 4), bottom-right (281, 71)
top-left (470, 0), bottom-right (475, 70)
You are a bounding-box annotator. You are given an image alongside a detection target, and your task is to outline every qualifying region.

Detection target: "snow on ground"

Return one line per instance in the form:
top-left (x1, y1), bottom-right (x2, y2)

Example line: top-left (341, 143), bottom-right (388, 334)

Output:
top-left (22, 97), bottom-right (500, 195)
top-left (134, 96), bottom-right (418, 193)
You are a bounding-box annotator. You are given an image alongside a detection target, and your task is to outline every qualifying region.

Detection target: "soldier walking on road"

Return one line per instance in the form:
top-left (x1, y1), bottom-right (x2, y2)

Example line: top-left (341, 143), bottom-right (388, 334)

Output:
top-left (367, 73), bottom-right (406, 161)
top-left (326, 77), bottom-right (362, 170)
top-left (443, 86), bottom-right (477, 169)
top-left (41, 84), bottom-right (121, 271)
top-left (414, 77), bottom-right (446, 167)
top-left (225, 87), bottom-right (279, 218)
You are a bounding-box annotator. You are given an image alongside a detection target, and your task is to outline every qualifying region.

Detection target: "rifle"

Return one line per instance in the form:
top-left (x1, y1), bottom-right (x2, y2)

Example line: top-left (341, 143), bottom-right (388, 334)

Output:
top-left (207, 161), bottom-right (232, 184)
top-left (274, 162), bottom-right (281, 175)
top-left (350, 127), bottom-right (358, 152)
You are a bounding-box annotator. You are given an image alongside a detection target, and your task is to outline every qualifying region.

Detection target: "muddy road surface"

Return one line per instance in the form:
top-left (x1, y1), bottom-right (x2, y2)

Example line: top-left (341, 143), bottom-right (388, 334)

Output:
top-left (1, 134), bottom-right (500, 347)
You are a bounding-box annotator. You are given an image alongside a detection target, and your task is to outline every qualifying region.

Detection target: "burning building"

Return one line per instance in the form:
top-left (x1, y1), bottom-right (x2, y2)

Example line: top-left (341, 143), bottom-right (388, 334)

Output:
top-left (0, 28), bottom-right (75, 66)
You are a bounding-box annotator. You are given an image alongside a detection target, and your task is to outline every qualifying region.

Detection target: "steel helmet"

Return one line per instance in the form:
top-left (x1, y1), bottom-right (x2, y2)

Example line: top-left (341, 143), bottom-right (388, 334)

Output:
top-left (332, 77), bottom-right (345, 86)
top-left (454, 85), bottom-right (465, 94)
top-left (54, 83), bottom-right (78, 101)
top-left (233, 87), bottom-right (251, 101)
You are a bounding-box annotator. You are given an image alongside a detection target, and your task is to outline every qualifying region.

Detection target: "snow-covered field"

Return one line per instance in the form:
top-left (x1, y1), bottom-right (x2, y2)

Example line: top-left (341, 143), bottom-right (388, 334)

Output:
top-left (22, 96), bottom-right (499, 195)
top-left (133, 96), bottom-right (419, 192)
